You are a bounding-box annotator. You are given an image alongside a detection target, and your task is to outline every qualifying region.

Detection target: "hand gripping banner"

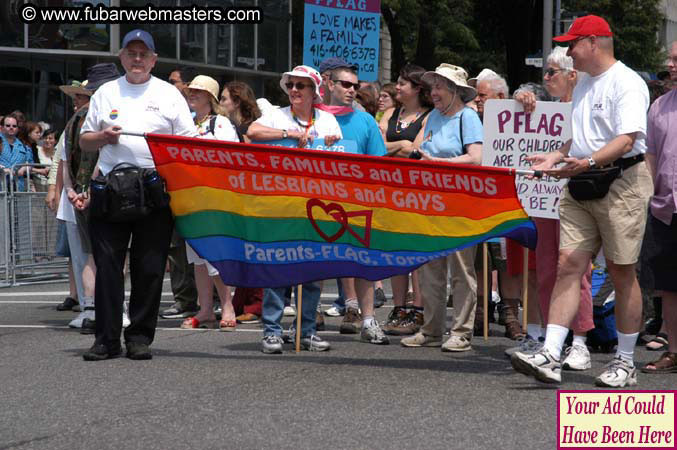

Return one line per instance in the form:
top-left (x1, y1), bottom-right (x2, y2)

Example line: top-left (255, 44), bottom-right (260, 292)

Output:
top-left (146, 134), bottom-right (537, 288)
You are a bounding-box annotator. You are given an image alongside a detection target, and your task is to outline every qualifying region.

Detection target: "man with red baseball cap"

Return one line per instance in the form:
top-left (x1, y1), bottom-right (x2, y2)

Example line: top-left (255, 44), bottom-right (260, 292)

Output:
top-left (512, 15), bottom-right (652, 388)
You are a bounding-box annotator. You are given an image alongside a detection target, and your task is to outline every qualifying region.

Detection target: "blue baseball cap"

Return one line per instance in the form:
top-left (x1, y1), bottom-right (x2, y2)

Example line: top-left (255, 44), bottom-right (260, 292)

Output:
top-left (318, 57), bottom-right (358, 74)
top-left (121, 29), bottom-right (155, 52)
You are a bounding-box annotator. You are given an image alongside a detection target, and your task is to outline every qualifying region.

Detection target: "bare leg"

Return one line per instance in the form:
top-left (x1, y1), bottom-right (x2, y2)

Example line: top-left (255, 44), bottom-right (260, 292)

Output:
top-left (547, 249), bottom-right (594, 328)
top-left (390, 274), bottom-right (408, 307)
top-left (193, 264), bottom-right (216, 322)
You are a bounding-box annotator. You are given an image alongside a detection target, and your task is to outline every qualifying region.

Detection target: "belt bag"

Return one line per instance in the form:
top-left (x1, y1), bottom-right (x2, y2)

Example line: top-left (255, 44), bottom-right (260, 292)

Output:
top-left (89, 163), bottom-right (170, 222)
top-left (567, 166), bottom-right (621, 201)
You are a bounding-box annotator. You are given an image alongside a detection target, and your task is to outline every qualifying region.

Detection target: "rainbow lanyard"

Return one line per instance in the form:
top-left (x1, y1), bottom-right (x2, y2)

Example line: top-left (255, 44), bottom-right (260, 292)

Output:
top-left (291, 107), bottom-right (315, 136)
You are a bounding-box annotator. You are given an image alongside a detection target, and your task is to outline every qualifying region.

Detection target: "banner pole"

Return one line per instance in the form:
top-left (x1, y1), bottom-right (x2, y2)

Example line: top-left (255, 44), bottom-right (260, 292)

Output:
top-left (119, 130), bottom-right (146, 137)
top-left (295, 284), bottom-right (303, 353)
top-left (483, 242), bottom-right (489, 341)
top-left (522, 247), bottom-right (529, 332)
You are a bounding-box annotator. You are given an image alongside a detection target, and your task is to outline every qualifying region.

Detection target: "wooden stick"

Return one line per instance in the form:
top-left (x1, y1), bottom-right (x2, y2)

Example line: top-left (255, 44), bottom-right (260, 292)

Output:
top-left (483, 242), bottom-right (489, 341)
top-left (295, 284), bottom-right (303, 353)
top-left (522, 247), bottom-right (529, 332)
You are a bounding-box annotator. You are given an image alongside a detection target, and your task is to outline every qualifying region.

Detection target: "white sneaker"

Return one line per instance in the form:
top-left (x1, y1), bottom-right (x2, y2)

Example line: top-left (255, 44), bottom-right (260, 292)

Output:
top-left (283, 306), bottom-right (296, 317)
top-left (324, 306), bottom-right (343, 317)
top-left (562, 344), bottom-right (592, 371)
top-left (441, 335), bottom-right (472, 352)
top-left (491, 291), bottom-right (501, 303)
top-left (122, 302), bottom-right (130, 328)
top-left (68, 309), bottom-right (94, 328)
top-left (511, 348), bottom-right (562, 384)
top-left (504, 335), bottom-right (543, 358)
top-left (595, 357), bottom-right (637, 388)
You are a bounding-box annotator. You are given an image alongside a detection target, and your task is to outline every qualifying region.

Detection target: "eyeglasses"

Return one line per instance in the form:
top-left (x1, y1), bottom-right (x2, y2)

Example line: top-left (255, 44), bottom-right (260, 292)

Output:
top-left (568, 35), bottom-right (593, 49)
top-left (125, 50), bottom-right (152, 59)
top-left (332, 79), bottom-right (360, 90)
top-left (544, 68), bottom-right (565, 77)
top-left (285, 82), bottom-right (313, 91)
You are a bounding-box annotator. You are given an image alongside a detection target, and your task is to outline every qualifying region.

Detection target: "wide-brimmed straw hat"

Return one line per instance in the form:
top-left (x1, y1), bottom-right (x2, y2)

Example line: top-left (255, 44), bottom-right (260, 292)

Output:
top-left (187, 75), bottom-right (220, 102)
top-left (59, 80), bottom-right (91, 98)
top-left (422, 64), bottom-right (477, 103)
top-left (280, 65), bottom-right (323, 103)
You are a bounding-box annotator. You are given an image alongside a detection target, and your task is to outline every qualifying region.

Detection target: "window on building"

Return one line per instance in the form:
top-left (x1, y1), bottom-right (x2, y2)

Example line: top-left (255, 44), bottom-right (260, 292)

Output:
top-left (257, 0), bottom-right (290, 73)
top-left (120, 0), bottom-right (178, 59)
top-left (29, 1), bottom-right (111, 51)
top-left (234, 0), bottom-right (256, 70)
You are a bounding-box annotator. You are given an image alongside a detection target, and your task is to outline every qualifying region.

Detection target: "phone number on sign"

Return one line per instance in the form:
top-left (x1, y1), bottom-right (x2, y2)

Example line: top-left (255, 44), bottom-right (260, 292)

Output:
top-left (308, 44), bottom-right (376, 62)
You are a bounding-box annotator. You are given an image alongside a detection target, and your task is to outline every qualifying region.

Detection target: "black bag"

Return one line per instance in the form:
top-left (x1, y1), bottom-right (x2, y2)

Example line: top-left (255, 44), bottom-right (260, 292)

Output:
top-left (567, 166), bottom-right (621, 201)
top-left (89, 163), bottom-right (169, 223)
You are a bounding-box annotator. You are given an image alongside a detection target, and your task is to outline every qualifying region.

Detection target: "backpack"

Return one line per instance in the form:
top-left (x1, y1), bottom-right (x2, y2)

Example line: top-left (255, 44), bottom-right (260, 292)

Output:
top-left (586, 265), bottom-right (617, 352)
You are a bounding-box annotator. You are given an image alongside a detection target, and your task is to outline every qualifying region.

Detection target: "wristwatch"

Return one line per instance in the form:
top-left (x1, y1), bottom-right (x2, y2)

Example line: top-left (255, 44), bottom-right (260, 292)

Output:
top-left (587, 156), bottom-right (596, 169)
top-left (282, 129), bottom-right (288, 139)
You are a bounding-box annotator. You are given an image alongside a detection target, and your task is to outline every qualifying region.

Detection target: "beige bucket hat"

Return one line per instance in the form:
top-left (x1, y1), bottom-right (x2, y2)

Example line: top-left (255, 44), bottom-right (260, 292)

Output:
top-left (422, 64), bottom-right (477, 103)
top-left (187, 75), bottom-right (220, 102)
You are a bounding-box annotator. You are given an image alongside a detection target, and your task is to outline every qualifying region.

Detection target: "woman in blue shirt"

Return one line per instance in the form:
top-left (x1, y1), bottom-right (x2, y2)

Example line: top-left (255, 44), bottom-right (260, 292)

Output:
top-left (400, 64), bottom-right (484, 352)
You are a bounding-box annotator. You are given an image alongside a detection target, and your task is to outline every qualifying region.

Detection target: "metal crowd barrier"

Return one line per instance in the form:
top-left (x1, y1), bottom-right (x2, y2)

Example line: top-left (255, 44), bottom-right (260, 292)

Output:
top-left (4, 164), bottom-right (68, 285)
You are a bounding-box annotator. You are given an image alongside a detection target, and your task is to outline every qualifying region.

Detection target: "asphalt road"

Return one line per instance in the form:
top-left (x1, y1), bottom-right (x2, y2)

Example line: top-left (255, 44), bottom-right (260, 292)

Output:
top-left (0, 278), bottom-right (674, 450)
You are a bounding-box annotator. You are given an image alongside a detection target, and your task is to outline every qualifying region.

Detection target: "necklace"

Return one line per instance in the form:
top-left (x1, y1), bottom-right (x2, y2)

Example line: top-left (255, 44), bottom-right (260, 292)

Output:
top-left (292, 107), bottom-right (315, 136)
top-left (395, 107), bottom-right (422, 133)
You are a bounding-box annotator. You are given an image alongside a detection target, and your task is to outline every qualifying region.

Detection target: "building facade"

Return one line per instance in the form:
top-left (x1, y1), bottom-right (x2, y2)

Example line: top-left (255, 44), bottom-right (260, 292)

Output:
top-left (0, 0), bottom-right (291, 131)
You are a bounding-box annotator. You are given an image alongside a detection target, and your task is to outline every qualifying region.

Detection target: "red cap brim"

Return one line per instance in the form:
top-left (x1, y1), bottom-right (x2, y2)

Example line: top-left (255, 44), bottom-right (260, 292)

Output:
top-left (553, 34), bottom-right (578, 42)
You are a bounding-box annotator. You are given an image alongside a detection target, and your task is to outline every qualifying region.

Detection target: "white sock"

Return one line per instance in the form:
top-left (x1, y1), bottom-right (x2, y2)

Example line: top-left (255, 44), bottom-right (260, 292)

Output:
top-left (572, 335), bottom-right (587, 347)
top-left (543, 324), bottom-right (569, 360)
top-left (345, 298), bottom-right (358, 310)
top-left (616, 331), bottom-right (639, 365)
top-left (527, 323), bottom-right (542, 340)
top-left (362, 316), bottom-right (375, 328)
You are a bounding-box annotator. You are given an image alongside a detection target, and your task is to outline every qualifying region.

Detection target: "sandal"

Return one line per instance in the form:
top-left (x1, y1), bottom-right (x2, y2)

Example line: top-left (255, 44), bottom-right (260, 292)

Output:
top-left (219, 319), bottom-right (237, 332)
top-left (180, 317), bottom-right (217, 329)
top-left (646, 332), bottom-right (668, 351)
top-left (641, 352), bottom-right (677, 373)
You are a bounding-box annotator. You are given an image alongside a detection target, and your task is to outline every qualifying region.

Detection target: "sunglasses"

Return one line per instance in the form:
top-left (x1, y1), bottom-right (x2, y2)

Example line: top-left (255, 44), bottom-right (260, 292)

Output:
top-left (544, 68), bottom-right (565, 77)
top-left (285, 82), bottom-right (313, 91)
top-left (4, 124), bottom-right (17, 128)
top-left (568, 35), bottom-right (593, 49)
top-left (332, 79), bottom-right (360, 90)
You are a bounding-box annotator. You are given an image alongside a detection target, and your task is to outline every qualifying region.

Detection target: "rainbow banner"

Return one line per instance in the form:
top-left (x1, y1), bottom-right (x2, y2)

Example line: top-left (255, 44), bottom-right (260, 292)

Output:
top-left (146, 134), bottom-right (537, 288)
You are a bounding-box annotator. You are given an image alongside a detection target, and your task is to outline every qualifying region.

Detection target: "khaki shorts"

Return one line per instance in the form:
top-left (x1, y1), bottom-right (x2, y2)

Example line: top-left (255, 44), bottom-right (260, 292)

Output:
top-left (559, 162), bottom-right (652, 265)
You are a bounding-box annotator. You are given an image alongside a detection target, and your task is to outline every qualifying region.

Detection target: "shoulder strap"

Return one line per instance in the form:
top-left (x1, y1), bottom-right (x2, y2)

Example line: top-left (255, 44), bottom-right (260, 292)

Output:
top-left (208, 115), bottom-right (217, 136)
top-left (459, 109), bottom-right (466, 154)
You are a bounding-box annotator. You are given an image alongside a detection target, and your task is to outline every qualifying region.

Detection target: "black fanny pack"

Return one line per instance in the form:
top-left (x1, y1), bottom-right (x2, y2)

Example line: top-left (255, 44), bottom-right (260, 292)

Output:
top-left (567, 155), bottom-right (643, 201)
top-left (89, 163), bottom-right (170, 222)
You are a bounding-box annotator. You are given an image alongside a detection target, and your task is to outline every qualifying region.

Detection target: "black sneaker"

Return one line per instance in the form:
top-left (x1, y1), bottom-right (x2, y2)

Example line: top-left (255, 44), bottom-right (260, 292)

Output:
top-left (83, 343), bottom-right (122, 361)
top-left (374, 288), bottom-right (386, 308)
top-left (159, 302), bottom-right (198, 319)
top-left (80, 318), bottom-right (96, 335)
top-left (56, 296), bottom-right (78, 311)
top-left (126, 342), bottom-right (152, 360)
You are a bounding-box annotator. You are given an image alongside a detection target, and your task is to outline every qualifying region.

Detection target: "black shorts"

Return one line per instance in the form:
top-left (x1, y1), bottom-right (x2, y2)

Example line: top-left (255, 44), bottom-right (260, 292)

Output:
top-left (648, 213), bottom-right (677, 292)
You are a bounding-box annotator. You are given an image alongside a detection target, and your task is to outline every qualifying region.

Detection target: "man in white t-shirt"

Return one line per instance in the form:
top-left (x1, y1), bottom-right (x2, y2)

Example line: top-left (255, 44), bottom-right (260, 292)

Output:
top-left (79, 29), bottom-right (196, 361)
top-left (248, 65), bottom-right (341, 354)
top-left (512, 15), bottom-right (652, 387)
